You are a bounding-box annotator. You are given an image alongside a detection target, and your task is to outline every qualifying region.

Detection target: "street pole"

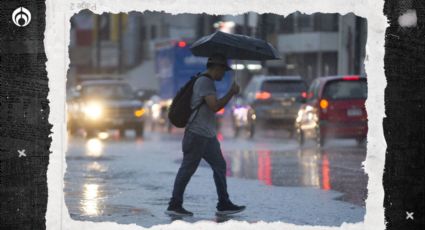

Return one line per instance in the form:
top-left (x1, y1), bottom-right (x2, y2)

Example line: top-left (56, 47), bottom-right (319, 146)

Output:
top-left (118, 13), bottom-right (123, 74)
top-left (261, 14), bottom-right (267, 75)
top-left (243, 13), bottom-right (249, 35)
top-left (96, 14), bottom-right (101, 74)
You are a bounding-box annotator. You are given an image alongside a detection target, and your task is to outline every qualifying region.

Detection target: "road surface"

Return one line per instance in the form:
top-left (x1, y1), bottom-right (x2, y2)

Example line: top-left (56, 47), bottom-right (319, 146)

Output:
top-left (64, 126), bottom-right (367, 227)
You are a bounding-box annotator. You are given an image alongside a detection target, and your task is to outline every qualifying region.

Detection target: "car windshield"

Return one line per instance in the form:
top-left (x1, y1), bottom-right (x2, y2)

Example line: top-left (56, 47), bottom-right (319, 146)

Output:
top-left (323, 79), bottom-right (367, 100)
top-left (261, 80), bottom-right (306, 93)
top-left (81, 84), bottom-right (134, 99)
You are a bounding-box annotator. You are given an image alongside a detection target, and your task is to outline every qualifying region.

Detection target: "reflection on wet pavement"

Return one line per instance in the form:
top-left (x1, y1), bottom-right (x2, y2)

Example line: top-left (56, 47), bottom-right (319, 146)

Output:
top-left (85, 138), bottom-right (104, 158)
top-left (81, 184), bottom-right (101, 216)
top-left (65, 131), bottom-right (366, 227)
top-left (87, 161), bottom-right (107, 172)
top-left (166, 214), bottom-right (245, 224)
top-left (222, 147), bottom-right (367, 206)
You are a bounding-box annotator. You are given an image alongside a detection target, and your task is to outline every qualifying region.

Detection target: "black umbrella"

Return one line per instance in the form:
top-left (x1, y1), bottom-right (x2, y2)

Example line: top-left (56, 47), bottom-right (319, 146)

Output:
top-left (190, 31), bottom-right (281, 61)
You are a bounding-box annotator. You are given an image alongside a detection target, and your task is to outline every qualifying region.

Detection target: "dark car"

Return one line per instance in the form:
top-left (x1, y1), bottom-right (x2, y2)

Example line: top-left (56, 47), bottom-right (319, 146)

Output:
top-left (232, 75), bottom-right (308, 138)
top-left (295, 75), bottom-right (368, 147)
top-left (67, 80), bottom-right (146, 138)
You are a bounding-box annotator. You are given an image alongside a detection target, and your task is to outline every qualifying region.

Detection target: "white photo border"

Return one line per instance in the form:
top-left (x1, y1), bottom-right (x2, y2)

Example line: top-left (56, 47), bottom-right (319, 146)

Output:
top-left (45, 0), bottom-right (387, 229)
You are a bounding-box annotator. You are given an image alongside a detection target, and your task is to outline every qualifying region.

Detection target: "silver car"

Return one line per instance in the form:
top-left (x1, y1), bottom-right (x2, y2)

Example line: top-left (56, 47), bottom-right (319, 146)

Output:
top-left (232, 75), bottom-right (307, 138)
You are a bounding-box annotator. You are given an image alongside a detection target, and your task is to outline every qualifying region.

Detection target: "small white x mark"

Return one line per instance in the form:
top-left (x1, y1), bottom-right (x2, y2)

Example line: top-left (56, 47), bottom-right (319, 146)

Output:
top-left (18, 149), bottom-right (26, 158)
top-left (406, 211), bottom-right (414, 220)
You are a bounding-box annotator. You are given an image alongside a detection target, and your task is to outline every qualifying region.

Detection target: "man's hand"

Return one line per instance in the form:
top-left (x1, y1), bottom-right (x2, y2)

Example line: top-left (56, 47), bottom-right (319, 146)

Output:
top-left (204, 82), bottom-right (240, 112)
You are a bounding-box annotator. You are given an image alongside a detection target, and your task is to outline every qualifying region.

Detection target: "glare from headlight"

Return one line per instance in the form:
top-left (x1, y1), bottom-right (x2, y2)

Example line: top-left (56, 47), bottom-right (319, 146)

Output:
top-left (297, 110), bottom-right (304, 117)
top-left (83, 102), bottom-right (103, 119)
top-left (234, 107), bottom-right (248, 120)
top-left (98, 132), bottom-right (109, 140)
top-left (305, 105), bottom-right (314, 112)
top-left (307, 113), bottom-right (313, 120)
top-left (152, 103), bottom-right (160, 119)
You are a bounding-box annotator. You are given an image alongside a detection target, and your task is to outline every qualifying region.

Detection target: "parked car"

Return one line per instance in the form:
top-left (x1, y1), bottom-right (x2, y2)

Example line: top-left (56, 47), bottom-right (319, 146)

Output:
top-left (67, 79), bottom-right (146, 138)
top-left (231, 75), bottom-right (308, 138)
top-left (295, 75), bottom-right (368, 147)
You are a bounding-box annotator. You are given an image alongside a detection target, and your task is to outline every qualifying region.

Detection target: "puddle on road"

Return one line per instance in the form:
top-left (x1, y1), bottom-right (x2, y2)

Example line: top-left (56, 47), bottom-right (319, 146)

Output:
top-left (141, 184), bottom-right (164, 191)
top-left (105, 171), bottom-right (137, 180)
top-left (158, 171), bottom-right (175, 175)
top-left (86, 161), bottom-right (108, 172)
top-left (66, 155), bottom-right (115, 161)
top-left (66, 138), bottom-right (116, 161)
top-left (70, 182), bottom-right (151, 218)
top-left (172, 147), bottom-right (367, 206)
top-left (76, 203), bottom-right (152, 218)
top-left (103, 205), bottom-right (152, 217)
top-left (79, 183), bottom-right (106, 216)
top-left (167, 214), bottom-right (248, 224)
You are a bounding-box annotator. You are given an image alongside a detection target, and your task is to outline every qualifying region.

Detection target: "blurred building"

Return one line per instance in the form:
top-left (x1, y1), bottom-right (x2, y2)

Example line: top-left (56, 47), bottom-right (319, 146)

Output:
top-left (68, 10), bottom-right (221, 92)
top-left (137, 12), bottom-right (220, 60)
top-left (262, 12), bottom-right (367, 84)
top-left (68, 11), bottom-right (131, 88)
top-left (68, 11), bottom-right (366, 91)
top-left (212, 12), bottom-right (367, 86)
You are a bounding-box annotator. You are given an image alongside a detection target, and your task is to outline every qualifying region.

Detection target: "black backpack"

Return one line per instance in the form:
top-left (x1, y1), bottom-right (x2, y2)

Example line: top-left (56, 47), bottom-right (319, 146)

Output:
top-left (168, 73), bottom-right (206, 128)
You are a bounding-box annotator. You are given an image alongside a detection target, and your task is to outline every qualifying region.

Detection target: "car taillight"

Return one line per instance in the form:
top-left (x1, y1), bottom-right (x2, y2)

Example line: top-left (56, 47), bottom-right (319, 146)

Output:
top-left (217, 108), bottom-right (225, 115)
top-left (178, 41), bottom-right (187, 48)
top-left (320, 99), bottom-right (329, 110)
top-left (301, 91), bottom-right (307, 98)
top-left (343, 75), bottom-right (360, 81)
top-left (255, 91), bottom-right (271, 100)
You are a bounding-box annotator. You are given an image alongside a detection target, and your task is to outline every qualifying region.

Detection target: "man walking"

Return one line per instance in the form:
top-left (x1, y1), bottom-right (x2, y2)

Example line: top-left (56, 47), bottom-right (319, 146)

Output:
top-left (165, 54), bottom-right (246, 217)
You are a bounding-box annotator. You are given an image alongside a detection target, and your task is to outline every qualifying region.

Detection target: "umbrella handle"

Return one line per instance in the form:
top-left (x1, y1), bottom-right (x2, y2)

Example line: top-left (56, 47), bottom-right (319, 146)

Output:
top-left (234, 60), bottom-right (238, 85)
top-left (230, 61), bottom-right (239, 97)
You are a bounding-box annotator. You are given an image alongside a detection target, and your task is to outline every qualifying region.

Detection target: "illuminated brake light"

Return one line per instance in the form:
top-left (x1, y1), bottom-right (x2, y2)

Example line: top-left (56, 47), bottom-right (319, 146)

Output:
top-left (255, 91), bottom-right (271, 100)
top-left (217, 108), bottom-right (225, 115)
top-left (343, 75), bottom-right (360, 81)
top-left (178, 41), bottom-right (187, 48)
top-left (320, 99), bottom-right (329, 109)
top-left (301, 91), bottom-right (307, 98)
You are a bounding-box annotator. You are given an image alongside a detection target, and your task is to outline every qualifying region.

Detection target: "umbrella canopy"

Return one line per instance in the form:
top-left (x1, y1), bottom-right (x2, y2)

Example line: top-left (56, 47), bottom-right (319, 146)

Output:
top-left (190, 31), bottom-right (281, 61)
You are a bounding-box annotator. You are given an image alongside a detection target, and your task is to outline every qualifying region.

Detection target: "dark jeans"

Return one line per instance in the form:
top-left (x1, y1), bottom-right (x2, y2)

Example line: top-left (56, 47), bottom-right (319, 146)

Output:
top-left (169, 130), bottom-right (230, 207)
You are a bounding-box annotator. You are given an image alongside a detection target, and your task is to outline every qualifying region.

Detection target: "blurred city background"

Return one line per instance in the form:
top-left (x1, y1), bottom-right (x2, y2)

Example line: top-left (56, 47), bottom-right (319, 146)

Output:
top-left (64, 11), bottom-right (368, 227)
top-left (67, 11), bottom-right (366, 91)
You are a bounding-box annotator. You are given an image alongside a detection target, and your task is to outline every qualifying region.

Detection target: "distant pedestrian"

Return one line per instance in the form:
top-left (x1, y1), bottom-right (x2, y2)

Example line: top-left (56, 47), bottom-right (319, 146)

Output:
top-left (165, 54), bottom-right (246, 217)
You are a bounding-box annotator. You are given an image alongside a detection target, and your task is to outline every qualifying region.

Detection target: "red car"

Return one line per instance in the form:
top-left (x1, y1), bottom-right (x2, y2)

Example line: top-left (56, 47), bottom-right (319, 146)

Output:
top-left (295, 75), bottom-right (368, 147)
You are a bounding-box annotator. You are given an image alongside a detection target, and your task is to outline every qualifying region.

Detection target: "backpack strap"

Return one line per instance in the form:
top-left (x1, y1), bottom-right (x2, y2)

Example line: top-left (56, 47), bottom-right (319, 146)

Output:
top-left (186, 73), bottom-right (209, 127)
top-left (188, 99), bottom-right (204, 125)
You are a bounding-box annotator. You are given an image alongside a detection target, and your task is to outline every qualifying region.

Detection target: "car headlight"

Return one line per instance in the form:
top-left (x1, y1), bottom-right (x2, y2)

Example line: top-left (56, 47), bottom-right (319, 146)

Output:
top-left (296, 111), bottom-right (302, 123)
top-left (151, 103), bottom-right (160, 119)
top-left (83, 101), bottom-right (103, 119)
top-left (305, 105), bottom-right (314, 112)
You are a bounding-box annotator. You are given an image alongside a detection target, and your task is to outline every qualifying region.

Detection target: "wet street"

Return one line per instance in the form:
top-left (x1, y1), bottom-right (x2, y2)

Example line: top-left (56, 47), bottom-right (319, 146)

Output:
top-left (64, 125), bottom-right (367, 227)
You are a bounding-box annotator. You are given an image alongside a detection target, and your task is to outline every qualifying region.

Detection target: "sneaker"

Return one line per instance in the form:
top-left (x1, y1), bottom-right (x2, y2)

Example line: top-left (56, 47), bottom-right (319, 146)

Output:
top-left (165, 206), bottom-right (194, 217)
top-left (216, 201), bottom-right (246, 215)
